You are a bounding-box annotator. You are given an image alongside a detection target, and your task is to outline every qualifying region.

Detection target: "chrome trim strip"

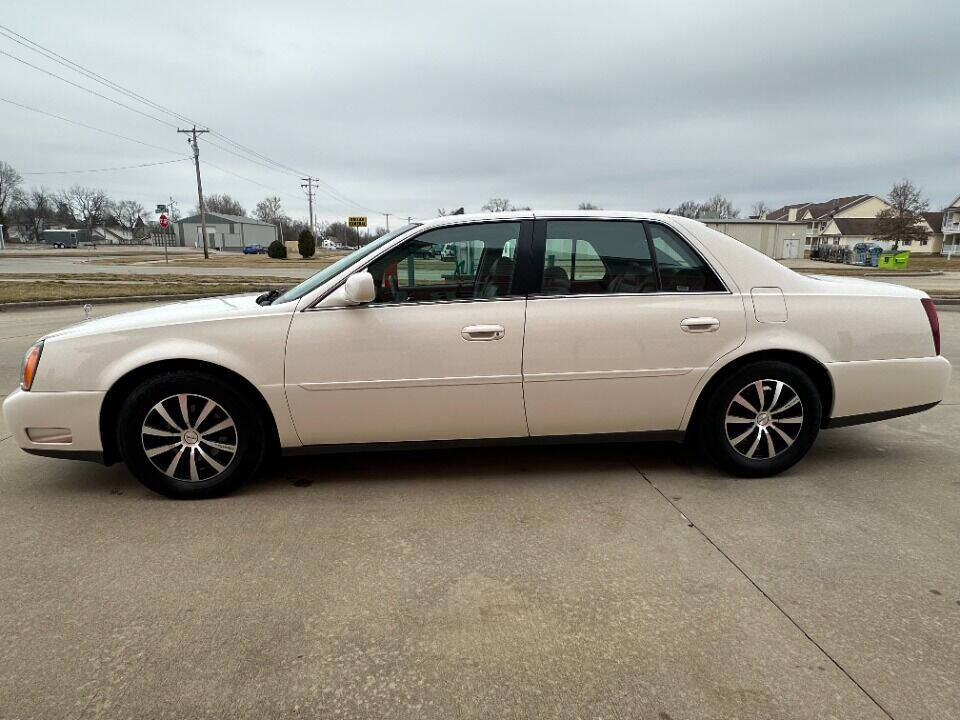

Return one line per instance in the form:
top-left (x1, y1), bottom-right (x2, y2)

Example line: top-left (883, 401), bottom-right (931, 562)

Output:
top-left (304, 296), bottom-right (525, 312)
top-left (299, 374), bottom-right (522, 391)
top-left (527, 291), bottom-right (731, 300)
top-left (524, 368), bottom-right (696, 383)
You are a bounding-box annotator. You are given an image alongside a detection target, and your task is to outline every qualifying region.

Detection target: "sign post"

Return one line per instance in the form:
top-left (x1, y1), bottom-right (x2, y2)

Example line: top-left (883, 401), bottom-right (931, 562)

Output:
top-left (348, 216), bottom-right (367, 248)
top-left (158, 213), bottom-right (170, 263)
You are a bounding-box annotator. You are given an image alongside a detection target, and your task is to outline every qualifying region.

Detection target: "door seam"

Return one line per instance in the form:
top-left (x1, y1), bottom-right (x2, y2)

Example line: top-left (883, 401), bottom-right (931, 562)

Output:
top-left (520, 297), bottom-right (531, 436)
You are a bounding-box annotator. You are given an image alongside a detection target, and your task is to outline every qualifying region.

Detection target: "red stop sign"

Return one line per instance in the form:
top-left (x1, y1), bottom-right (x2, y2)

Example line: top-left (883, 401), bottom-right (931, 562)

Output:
top-left (159, 214), bottom-right (169, 229)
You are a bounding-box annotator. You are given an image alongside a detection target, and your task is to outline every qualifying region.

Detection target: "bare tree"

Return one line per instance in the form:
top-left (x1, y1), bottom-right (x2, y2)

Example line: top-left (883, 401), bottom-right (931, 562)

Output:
top-left (437, 207), bottom-right (465, 216)
top-left (701, 194), bottom-right (740, 219)
top-left (200, 194), bottom-right (245, 217)
top-left (671, 200), bottom-right (702, 218)
top-left (481, 198), bottom-right (530, 212)
top-left (254, 196), bottom-right (283, 223)
top-left (60, 185), bottom-right (111, 238)
top-left (751, 201), bottom-right (770, 219)
top-left (875, 180), bottom-right (929, 250)
top-left (578, 202), bottom-right (602, 210)
top-left (13, 187), bottom-right (51, 242)
top-left (112, 200), bottom-right (145, 233)
top-left (0, 160), bottom-right (23, 226)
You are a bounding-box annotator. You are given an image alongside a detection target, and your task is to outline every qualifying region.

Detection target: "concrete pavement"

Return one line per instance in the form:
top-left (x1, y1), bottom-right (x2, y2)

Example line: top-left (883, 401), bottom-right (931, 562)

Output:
top-left (1, 303), bottom-right (958, 718)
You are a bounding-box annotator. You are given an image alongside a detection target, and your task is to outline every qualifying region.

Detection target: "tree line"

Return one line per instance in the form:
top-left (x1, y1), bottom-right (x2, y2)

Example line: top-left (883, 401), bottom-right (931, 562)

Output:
top-left (0, 161), bottom-right (156, 242)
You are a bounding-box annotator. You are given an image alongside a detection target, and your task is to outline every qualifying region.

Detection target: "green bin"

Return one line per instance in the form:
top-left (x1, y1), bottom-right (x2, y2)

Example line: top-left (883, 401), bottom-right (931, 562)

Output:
top-left (877, 251), bottom-right (910, 270)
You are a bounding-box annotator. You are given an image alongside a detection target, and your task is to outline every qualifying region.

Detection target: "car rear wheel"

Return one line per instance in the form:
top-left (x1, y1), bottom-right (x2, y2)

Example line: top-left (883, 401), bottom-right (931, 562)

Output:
top-left (117, 371), bottom-right (265, 498)
top-left (700, 361), bottom-right (822, 478)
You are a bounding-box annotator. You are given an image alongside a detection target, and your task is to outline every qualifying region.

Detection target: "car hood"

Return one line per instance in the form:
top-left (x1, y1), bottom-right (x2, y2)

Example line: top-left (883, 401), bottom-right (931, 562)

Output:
top-left (42, 293), bottom-right (277, 341)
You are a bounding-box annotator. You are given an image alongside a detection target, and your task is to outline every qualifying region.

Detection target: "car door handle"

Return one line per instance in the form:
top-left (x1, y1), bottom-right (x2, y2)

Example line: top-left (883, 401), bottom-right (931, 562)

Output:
top-left (462, 324), bottom-right (505, 341)
top-left (680, 317), bottom-right (720, 333)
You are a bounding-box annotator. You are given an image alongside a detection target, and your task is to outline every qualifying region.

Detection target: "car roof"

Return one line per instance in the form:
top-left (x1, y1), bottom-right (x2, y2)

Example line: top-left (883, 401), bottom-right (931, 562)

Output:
top-left (418, 210), bottom-right (677, 229)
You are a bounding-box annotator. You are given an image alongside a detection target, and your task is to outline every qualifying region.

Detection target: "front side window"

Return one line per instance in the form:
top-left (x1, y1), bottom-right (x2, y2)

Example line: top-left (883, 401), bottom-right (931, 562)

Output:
top-left (366, 222), bottom-right (521, 303)
top-left (541, 220), bottom-right (655, 295)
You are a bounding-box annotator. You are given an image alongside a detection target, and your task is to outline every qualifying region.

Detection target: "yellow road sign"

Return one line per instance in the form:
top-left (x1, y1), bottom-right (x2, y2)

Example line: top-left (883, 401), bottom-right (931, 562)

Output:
top-left (348, 216), bottom-right (368, 228)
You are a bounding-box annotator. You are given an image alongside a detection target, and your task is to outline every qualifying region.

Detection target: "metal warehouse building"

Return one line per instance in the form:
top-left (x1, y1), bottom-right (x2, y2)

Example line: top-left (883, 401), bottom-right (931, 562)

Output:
top-left (174, 213), bottom-right (278, 252)
top-left (702, 219), bottom-right (805, 259)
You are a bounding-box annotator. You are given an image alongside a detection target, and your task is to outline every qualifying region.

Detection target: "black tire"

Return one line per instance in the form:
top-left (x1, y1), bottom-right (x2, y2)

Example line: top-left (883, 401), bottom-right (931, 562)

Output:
top-left (699, 361), bottom-right (822, 478)
top-left (117, 371), bottom-right (265, 499)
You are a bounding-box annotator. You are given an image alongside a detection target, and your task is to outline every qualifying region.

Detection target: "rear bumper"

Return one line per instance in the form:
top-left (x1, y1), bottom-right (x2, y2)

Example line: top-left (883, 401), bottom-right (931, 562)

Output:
top-left (1, 388), bottom-right (105, 456)
top-left (826, 356), bottom-right (951, 425)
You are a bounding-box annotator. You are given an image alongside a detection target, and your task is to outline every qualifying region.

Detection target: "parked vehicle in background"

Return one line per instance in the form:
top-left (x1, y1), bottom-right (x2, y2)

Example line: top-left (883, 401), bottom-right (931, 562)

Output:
top-left (42, 229), bottom-right (82, 248)
top-left (242, 244), bottom-right (265, 255)
top-left (3, 211), bottom-right (950, 499)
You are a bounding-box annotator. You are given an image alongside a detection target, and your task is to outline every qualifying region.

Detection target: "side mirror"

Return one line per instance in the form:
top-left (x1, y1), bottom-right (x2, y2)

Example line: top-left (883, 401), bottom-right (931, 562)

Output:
top-left (343, 271), bottom-right (376, 305)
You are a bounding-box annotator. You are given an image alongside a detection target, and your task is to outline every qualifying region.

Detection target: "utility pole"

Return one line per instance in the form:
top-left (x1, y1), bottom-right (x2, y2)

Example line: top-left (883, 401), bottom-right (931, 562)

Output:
top-left (178, 126), bottom-right (210, 259)
top-left (383, 213), bottom-right (390, 232)
top-left (301, 177), bottom-right (318, 237)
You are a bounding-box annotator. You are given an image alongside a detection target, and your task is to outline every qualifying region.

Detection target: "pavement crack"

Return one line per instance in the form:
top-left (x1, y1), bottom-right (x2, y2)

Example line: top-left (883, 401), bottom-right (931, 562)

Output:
top-left (632, 464), bottom-right (896, 720)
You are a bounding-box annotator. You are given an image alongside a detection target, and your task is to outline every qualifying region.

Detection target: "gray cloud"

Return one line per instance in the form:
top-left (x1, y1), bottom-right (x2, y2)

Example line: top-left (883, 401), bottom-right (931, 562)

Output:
top-left (3, 0), bottom-right (958, 225)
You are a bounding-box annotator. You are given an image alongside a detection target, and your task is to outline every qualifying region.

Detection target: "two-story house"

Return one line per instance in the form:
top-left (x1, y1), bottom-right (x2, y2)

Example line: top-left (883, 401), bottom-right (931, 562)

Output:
top-left (765, 195), bottom-right (891, 249)
top-left (943, 194), bottom-right (960, 255)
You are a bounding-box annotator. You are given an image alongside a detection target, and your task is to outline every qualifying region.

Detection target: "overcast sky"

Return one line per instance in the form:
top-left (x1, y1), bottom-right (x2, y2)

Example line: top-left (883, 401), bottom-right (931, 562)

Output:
top-left (2, 0), bottom-right (959, 225)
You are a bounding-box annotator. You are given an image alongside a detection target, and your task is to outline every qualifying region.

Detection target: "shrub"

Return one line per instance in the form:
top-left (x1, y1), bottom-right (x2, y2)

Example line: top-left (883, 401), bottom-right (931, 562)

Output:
top-left (297, 229), bottom-right (316, 259)
top-left (267, 239), bottom-right (287, 259)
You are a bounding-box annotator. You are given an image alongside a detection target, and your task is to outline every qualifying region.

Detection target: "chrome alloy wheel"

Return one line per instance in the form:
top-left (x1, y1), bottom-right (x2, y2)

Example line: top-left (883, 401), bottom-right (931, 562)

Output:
top-left (724, 380), bottom-right (804, 460)
top-left (140, 394), bottom-right (238, 482)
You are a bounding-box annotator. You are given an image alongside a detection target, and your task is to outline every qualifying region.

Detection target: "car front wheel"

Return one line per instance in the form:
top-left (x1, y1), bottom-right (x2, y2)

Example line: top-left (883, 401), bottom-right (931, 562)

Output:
top-left (700, 361), bottom-right (822, 478)
top-left (117, 371), bottom-right (265, 498)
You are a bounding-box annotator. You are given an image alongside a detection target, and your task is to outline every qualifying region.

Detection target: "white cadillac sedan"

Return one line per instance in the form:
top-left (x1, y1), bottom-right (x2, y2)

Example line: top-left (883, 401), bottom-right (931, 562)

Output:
top-left (3, 212), bottom-right (951, 498)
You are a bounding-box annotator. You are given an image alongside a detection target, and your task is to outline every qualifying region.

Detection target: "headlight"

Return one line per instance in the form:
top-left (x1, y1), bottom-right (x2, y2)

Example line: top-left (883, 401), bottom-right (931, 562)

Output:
top-left (21, 341), bottom-right (43, 391)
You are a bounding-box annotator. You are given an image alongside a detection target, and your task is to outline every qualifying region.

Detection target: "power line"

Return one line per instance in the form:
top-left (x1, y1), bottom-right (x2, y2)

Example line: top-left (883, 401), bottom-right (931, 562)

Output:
top-left (22, 158), bottom-right (190, 175)
top-left (199, 160), bottom-right (309, 206)
top-left (0, 24), bottom-right (199, 128)
top-left (0, 96), bottom-right (184, 156)
top-left (0, 48), bottom-right (178, 128)
top-left (198, 137), bottom-right (381, 213)
top-left (0, 24), bottom-right (393, 216)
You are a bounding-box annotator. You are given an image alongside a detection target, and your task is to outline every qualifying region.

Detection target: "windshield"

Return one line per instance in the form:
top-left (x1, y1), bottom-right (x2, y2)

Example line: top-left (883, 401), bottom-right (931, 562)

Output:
top-left (271, 224), bottom-right (418, 304)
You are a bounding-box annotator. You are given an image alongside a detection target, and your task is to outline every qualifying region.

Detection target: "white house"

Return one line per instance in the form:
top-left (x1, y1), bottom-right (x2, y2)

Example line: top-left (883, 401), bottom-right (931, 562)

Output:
top-left (766, 195), bottom-right (891, 249)
top-left (943, 194), bottom-right (960, 255)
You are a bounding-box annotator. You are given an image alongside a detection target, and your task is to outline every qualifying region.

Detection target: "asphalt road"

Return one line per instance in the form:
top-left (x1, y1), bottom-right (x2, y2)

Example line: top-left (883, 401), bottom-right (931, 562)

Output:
top-left (1, 302), bottom-right (958, 719)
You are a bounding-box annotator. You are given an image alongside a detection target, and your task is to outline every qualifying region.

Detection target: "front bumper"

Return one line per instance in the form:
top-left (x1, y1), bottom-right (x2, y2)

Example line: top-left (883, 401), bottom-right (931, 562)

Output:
top-left (2, 388), bottom-right (106, 459)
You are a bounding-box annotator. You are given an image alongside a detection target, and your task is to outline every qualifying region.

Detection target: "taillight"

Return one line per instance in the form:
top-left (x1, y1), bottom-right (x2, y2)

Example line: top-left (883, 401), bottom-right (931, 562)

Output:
top-left (21, 342), bottom-right (43, 391)
top-left (921, 298), bottom-right (940, 356)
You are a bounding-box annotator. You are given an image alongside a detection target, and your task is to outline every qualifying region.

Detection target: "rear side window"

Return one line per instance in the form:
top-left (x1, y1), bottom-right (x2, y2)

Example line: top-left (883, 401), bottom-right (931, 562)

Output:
top-left (542, 221), bottom-right (656, 295)
top-left (647, 223), bottom-right (724, 292)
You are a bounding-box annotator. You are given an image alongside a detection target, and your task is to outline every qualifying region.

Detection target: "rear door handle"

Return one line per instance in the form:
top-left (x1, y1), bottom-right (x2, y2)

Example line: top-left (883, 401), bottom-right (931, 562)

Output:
top-left (681, 317), bottom-right (720, 333)
top-left (462, 324), bottom-right (505, 341)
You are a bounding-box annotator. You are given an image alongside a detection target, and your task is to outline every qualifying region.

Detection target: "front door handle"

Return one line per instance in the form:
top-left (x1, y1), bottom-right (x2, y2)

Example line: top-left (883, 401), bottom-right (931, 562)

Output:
top-left (462, 324), bottom-right (505, 341)
top-left (681, 317), bottom-right (720, 333)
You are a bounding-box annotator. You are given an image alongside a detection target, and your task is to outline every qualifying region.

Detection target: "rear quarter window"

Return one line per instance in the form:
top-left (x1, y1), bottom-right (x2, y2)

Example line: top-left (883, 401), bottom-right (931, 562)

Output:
top-left (647, 223), bottom-right (724, 292)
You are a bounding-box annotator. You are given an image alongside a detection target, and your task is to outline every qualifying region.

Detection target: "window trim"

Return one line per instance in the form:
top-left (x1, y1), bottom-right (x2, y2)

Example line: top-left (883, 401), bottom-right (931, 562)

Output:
top-left (528, 218), bottom-right (729, 299)
top-left (304, 219), bottom-right (534, 311)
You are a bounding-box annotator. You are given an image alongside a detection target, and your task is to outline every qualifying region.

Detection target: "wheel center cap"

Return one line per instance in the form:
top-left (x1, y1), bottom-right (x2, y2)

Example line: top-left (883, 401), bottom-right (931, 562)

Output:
top-left (756, 412), bottom-right (771, 427)
top-left (182, 429), bottom-right (200, 445)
